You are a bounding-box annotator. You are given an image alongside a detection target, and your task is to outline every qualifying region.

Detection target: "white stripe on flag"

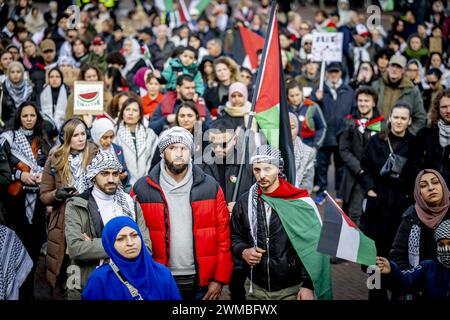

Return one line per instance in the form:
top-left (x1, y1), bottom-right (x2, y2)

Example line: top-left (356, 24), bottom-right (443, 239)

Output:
top-left (336, 217), bottom-right (360, 262)
top-left (299, 197), bottom-right (323, 226)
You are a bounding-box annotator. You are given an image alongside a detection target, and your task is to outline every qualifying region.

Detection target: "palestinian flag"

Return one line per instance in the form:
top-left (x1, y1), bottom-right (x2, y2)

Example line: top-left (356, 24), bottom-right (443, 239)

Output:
top-left (189, 0), bottom-right (211, 14)
top-left (317, 192), bottom-right (377, 266)
top-left (252, 2), bottom-right (295, 183)
top-left (260, 178), bottom-right (333, 300)
top-left (154, 0), bottom-right (174, 12)
top-left (178, 0), bottom-right (191, 24)
top-left (232, 26), bottom-right (265, 72)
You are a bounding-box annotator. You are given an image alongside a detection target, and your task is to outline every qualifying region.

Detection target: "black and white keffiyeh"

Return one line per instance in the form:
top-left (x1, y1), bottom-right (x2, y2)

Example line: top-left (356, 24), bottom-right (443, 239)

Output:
top-left (85, 151), bottom-right (135, 219)
top-left (69, 153), bottom-right (88, 194)
top-left (158, 126), bottom-right (194, 155)
top-left (117, 122), bottom-right (148, 156)
top-left (408, 224), bottom-right (421, 267)
top-left (0, 225), bottom-right (33, 300)
top-left (0, 129), bottom-right (43, 224)
top-left (435, 220), bottom-right (450, 268)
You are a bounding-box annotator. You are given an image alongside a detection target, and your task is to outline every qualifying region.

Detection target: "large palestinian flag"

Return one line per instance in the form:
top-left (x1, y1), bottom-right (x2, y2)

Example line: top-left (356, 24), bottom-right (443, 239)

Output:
top-left (252, 2), bottom-right (295, 183)
top-left (260, 179), bottom-right (333, 300)
top-left (232, 26), bottom-right (265, 72)
top-left (318, 192), bottom-right (377, 266)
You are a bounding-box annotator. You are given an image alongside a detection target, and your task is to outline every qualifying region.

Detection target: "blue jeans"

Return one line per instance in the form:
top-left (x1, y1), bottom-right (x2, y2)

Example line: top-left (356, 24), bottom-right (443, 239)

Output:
top-left (315, 146), bottom-right (344, 197)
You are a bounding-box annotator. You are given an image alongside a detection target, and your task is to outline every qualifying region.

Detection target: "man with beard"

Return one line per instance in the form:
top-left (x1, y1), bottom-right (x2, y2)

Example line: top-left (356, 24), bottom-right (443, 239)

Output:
top-left (64, 151), bottom-right (152, 300)
top-left (131, 127), bottom-right (233, 301)
top-left (150, 74), bottom-right (212, 135)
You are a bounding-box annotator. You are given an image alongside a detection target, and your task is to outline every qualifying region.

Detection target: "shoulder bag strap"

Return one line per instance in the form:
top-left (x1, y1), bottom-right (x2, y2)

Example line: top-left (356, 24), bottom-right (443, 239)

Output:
top-left (110, 261), bottom-right (143, 300)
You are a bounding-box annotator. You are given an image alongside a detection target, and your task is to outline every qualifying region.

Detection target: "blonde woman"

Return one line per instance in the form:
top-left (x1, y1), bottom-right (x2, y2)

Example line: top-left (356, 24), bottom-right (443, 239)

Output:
top-left (40, 118), bottom-right (98, 292)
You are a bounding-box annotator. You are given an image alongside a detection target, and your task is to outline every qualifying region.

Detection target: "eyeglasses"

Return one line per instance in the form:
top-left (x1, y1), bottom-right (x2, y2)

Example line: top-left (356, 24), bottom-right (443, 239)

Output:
top-left (428, 81), bottom-right (438, 85)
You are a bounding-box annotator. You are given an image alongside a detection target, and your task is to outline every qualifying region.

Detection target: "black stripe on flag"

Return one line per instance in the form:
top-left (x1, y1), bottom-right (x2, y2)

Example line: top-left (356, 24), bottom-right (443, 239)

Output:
top-left (317, 198), bottom-right (342, 256)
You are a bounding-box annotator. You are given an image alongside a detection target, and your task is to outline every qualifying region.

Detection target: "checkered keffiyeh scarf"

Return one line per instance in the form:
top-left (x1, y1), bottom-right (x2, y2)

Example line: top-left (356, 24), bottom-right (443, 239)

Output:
top-left (0, 129), bottom-right (43, 224)
top-left (84, 151), bottom-right (135, 219)
top-left (158, 127), bottom-right (193, 155)
top-left (435, 220), bottom-right (450, 268)
top-left (117, 122), bottom-right (148, 156)
top-left (0, 225), bottom-right (33, 300)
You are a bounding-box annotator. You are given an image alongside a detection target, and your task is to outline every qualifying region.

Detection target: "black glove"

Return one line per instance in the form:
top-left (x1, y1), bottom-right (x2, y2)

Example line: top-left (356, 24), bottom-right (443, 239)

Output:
top-left (55, 187), bottom-right (76, 201)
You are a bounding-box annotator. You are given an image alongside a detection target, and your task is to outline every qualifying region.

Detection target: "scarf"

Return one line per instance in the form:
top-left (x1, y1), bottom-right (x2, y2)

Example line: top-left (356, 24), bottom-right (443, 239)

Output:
top-left (354, 115), bottom-right (384, 134)
top-left (352, 41), bottom-right (371, 76)
top-left (122, 38), bottom-right (142, 76)
top-left (85, 150), bottom-right (135, 220)
top-left (408, 224), bottom-right (421, 267)
top-left (434, 219), bottom-right (450, 268)
top-left (414, 169), bottom-right (450, 229)
top-left (405, 47), bottom-right (429, 60)
top-left (117, 123), bottom-right (147, 156)
top-left (0, 225), bottom-right (33, 300)
top-left (4, 78), bottom-right (33, 108)
top-left (224, 101), bottom-right (258, 132)
top-left (0, 129), bottom-right (43, 224)
top-left (438, 120), bottom-right (450, 148)
top-left (82, 216), bottom-right (182, 300)
top-left (69, 153), bottom-right (87, 194)
top-left (325, 79), bottom-right (343, 101)
top-left (39, 84), bottom-right (68, 130)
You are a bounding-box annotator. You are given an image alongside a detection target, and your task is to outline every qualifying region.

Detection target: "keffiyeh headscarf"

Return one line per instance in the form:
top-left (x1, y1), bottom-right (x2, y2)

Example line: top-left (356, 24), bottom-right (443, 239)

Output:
top-left (158, 127), bottom-right (193, 155)
top-left (84, 151), bottom-right (135, 219)
top-left (434, 220), bottom-right (450, 268)
top-left (5, 62), bottom-right (33, 108)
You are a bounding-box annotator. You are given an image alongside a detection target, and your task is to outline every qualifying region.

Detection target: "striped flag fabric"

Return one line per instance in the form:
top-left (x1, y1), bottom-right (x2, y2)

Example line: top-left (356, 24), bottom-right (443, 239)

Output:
top-left (178, 0), bottom-right (191, 24)
top-left (317, 192), bottom-right (377, 266)
top-left (260, 179), bottom-right (333, 300)
top-left (189, 0), bottom-right (211, 14)
top-left (252, 1), bottom-right (295, 183)
top-left (231, 26), bottom-right (265, 72)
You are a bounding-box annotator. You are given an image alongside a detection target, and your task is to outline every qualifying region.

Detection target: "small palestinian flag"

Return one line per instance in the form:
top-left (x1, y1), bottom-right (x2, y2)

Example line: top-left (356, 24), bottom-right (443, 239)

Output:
top-left (317, 192), bottom-right (377, 266)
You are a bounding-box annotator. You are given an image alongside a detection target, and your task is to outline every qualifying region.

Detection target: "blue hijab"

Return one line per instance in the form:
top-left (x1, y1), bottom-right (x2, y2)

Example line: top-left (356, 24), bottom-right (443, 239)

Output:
top-left (82, 216), bottom-right (181, 300)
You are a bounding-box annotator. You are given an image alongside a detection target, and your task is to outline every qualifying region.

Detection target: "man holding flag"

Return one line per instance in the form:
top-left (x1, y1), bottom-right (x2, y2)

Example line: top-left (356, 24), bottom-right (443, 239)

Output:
top-left (230, 145), bottom-right (332, 300)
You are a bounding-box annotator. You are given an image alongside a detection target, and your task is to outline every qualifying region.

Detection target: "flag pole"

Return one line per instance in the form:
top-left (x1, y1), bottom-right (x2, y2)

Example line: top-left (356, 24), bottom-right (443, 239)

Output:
top-left (231, 0), bottom-right (278, 203)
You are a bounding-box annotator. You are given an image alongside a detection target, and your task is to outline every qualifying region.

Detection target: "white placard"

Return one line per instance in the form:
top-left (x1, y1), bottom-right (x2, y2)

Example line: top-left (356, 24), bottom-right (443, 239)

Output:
top-left (312, 32), bottom-right (343, 62)
top-left (73, 81), bottom-right (104, 115)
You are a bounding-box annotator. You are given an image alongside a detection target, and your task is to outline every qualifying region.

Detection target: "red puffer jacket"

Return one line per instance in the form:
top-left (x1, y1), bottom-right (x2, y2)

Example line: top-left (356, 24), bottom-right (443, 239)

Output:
top-left (131, 164), bottom-right (233, 286)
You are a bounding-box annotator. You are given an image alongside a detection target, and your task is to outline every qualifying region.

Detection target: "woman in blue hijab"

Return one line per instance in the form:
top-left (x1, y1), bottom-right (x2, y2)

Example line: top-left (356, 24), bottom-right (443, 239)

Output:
top-left (82, 216), bottom-right (182, 300)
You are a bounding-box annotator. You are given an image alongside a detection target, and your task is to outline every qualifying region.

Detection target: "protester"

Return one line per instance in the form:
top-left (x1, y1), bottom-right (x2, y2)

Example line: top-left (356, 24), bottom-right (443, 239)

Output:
top-left (131, 127), bottom-right (233, 300)
top-left (64, 151), bottom-right (151, 299)
top-left (39, 118), bottom-right (99, 295)
top-left (0, 102), bottom-right (51, 299)
top-left (82, 216), bottom-right (181, 300)
top-left (230, 144), bottom-right (331, 300)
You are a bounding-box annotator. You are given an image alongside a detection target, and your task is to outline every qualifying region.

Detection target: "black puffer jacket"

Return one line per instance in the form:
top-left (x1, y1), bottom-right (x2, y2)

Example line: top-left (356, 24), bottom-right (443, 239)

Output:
top-left (230, 191), bottom-right (313, 292)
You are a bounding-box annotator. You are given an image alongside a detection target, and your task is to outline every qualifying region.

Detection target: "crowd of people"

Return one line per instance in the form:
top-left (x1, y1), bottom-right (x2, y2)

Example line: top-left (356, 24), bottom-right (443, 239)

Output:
top-left (1, 0), bottom-right (450, 301)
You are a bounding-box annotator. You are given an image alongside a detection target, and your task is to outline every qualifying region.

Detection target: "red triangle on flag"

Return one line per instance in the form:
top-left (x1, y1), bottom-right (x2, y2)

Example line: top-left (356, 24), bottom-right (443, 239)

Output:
top-left (239, 26), bottom-right (265, 70)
